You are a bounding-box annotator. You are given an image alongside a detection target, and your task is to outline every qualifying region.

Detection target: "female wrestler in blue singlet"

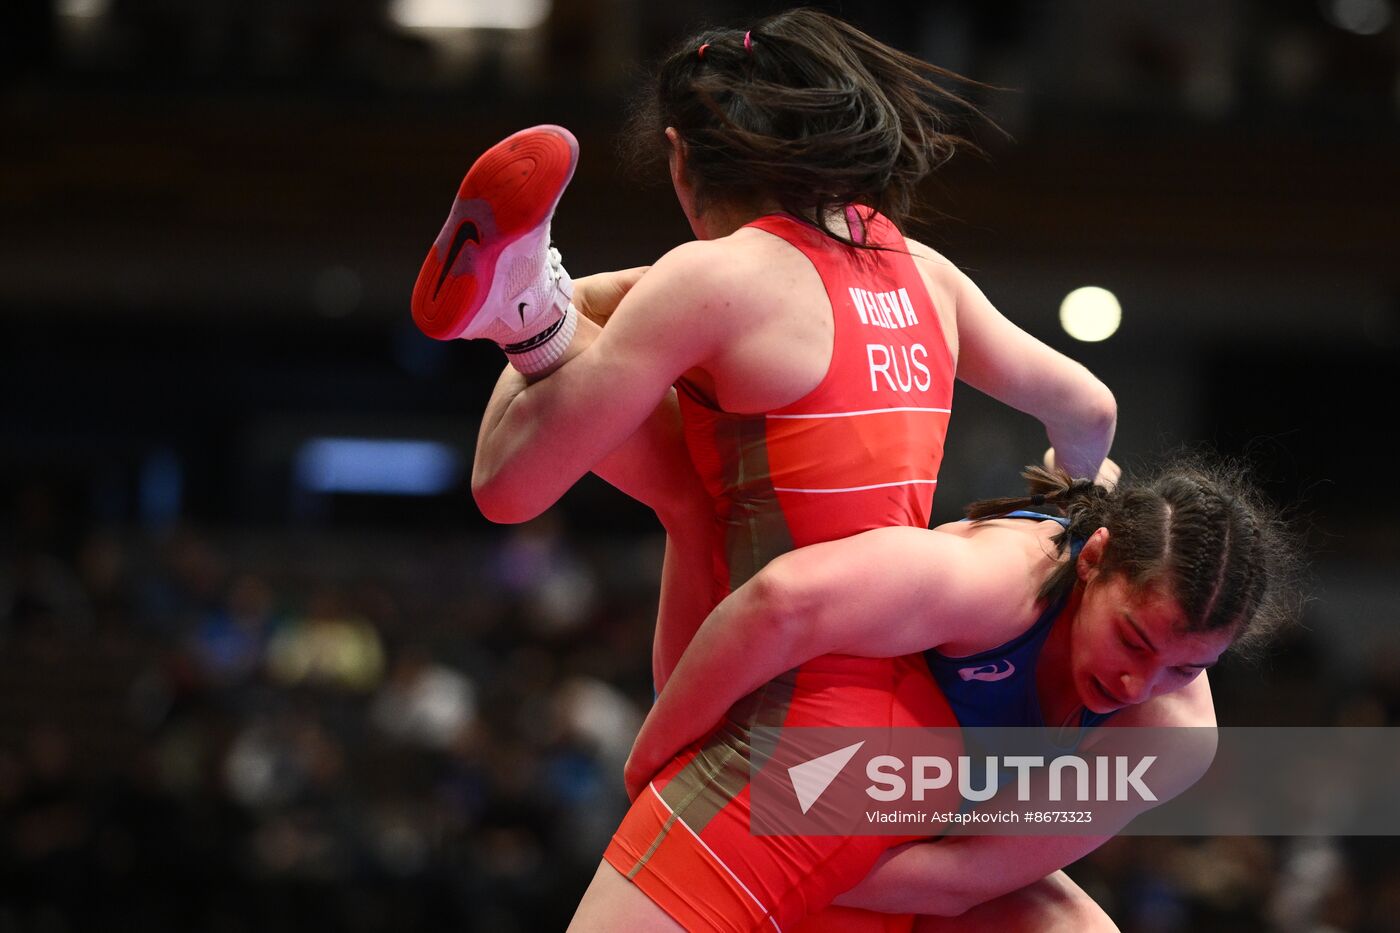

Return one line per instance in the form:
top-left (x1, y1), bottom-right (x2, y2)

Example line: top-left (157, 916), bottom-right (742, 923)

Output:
top-left (625, 460), bottom-right (1298, 929)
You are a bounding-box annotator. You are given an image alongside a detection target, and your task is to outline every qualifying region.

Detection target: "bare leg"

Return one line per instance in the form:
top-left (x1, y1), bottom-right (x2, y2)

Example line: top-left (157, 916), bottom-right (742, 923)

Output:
top-left (568, 860), bottom-right (687, 932)
top-left (912, 871), bottom-right (1118, 933)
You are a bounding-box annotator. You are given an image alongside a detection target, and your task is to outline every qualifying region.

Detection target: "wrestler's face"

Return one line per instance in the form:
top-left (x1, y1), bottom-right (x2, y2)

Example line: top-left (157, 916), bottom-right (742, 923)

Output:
top-left (1069, 529), bottom-right (1234, 714)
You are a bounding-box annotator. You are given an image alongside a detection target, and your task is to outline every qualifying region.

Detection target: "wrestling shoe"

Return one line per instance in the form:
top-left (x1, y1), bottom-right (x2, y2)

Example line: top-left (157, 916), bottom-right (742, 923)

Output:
top-left (412, 124), bottom-right (578, 347)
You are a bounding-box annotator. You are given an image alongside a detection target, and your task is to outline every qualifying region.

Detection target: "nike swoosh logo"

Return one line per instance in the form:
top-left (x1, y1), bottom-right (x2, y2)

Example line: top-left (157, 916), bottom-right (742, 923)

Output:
top-left (958, 660), bottom-right (1016, 682)
top-left (432, 219), bottom-right (480, 300)
top-left (517, 302), bottom-right (528, 325)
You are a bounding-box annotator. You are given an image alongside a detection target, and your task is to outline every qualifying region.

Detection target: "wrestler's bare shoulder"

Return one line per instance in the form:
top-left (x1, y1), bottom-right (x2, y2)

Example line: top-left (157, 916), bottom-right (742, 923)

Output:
top-left (935, 516), bottom-right (1065, 567)
top-left (926, 517), bottom-right (1067, 653)
top-left (901, 237), bottom-right (970, 298)
top-left (644, 231), bottom-right (817, 312)
top-left (656, 227), bottom-right (804, 272)
top-left (904, 236), bottom-right (964, 274)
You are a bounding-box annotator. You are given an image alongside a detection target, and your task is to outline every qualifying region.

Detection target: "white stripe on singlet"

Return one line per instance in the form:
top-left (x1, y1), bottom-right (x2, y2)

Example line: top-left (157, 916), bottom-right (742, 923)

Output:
top-left (647, 783), bottom-right (783, 932)
top-left (772, 479), bottom-right (938, 495)
top-left (767, 406), bottom-right (950, 420)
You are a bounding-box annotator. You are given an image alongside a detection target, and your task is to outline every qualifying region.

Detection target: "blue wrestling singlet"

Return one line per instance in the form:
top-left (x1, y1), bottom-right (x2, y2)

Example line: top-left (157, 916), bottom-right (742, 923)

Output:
top-left (924, 511), bottom-right (1115, 738)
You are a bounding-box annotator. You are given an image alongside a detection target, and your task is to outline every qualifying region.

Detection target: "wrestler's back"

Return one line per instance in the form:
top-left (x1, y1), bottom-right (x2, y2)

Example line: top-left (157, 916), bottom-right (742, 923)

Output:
top-left (612, 213), bottom-right (968, 931)
top-left (670, 222), bottom-right (961, 417)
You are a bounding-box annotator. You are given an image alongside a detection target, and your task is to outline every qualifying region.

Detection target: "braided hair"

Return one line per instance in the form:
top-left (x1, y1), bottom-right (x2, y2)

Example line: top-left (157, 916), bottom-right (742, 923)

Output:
top-left (966, 457), bottom-right (1300, 652)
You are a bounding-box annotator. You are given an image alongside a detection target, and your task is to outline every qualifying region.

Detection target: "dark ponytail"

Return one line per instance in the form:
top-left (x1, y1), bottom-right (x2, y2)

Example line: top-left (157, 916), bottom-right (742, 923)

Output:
top-left (966, 457), bottom-right (1302, 652)
top-left (965, 465), bottom-right (1106, 524)
top-left (623, 8), bottom-right (994, 247)
top-left (966, 465), bottom-right (1115, 608)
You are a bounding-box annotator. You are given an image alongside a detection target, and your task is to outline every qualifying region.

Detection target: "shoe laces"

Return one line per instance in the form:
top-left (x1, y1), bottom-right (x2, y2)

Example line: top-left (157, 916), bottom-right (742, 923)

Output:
top-left (545, 246), bottom-right (572, 301)
top-left (546, 247), bottom-right (565, 285)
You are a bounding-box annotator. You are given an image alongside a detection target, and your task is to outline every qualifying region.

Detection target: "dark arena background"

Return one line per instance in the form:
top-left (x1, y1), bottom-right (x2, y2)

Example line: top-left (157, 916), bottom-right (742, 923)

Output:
top-left (2, 0), bottom-right (1398, 930)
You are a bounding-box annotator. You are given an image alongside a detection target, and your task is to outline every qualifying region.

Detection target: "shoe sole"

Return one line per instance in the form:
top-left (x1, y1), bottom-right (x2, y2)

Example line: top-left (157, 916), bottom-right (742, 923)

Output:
top-left (411, 125), bottom-right (578, 342)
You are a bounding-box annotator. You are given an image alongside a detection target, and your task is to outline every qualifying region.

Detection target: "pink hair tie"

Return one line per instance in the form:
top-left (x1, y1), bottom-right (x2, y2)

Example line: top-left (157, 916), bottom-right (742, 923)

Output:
top-left (743, 30), bottom-right (753, 53)
top-left (697, 42), bottom-right (709, 59)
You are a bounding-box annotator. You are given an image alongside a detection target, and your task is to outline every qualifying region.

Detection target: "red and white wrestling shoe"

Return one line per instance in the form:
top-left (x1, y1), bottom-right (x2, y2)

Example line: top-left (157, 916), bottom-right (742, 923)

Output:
top-left (412, 125), bottom-right (579, 371)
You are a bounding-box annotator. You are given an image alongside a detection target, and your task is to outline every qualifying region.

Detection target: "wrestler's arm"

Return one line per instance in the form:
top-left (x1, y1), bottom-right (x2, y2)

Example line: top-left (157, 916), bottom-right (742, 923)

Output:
top-left (472, 242), bottom-right (730, 524)
top-left (574, 266), bottom-right (650, 328)
top-left (480, 324), bottom-right (705, 529)
top-left (623, 526), bottom-right (1014, 799)
top-left (560, 266), bottom-right (716, 689)
top-left (835, 674), bottom-right (1218, 916)
top-left (912, 245), bottom-right (1117, 480)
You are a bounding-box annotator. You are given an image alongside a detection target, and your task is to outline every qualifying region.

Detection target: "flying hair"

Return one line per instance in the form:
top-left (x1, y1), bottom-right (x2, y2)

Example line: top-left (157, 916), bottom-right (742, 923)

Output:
top-left (622, 8), bottom-right (1000, 248)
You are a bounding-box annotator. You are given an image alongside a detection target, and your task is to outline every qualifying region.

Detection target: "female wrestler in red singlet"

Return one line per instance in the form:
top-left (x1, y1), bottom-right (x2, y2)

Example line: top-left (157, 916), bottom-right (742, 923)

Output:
top-left (415, 10), bottom-right (1120, 930)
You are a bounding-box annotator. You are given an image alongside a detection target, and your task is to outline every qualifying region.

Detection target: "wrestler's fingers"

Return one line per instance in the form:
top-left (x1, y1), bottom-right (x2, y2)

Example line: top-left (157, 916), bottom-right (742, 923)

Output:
top-left (575, 266), bottom-right (652, 327)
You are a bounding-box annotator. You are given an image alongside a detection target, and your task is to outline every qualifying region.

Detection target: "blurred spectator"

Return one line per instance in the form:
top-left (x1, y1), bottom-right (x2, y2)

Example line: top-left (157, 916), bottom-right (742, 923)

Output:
top-left (492, 516), bottom-right (598, 637)
top-left (189, 572), bottom-right (279, 687)
top-left (265, 587), bottom-right (384, 692)
top-left (372, 646), bottom-right (477, 751)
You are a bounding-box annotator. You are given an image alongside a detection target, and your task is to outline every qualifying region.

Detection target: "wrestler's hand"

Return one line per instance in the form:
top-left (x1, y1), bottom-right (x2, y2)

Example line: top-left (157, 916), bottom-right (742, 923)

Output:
top-left (1043, 447), bottom-right (1120, 491)
top-left (573, 266), bottom-right (651, 327)
top-left (622, 747), bottom-right (655, 803)
top-left (623, 711), bottom-right (673, 802)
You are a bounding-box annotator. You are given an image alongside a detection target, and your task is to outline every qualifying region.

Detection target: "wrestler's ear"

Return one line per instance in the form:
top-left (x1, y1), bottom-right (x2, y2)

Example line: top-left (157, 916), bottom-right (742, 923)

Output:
top-left (1076, 527), bottom-right (1110, 582)
top-left (664, 128), bottom-right (688, 182)
top-left (665, 127), bottom-right (704, 229)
